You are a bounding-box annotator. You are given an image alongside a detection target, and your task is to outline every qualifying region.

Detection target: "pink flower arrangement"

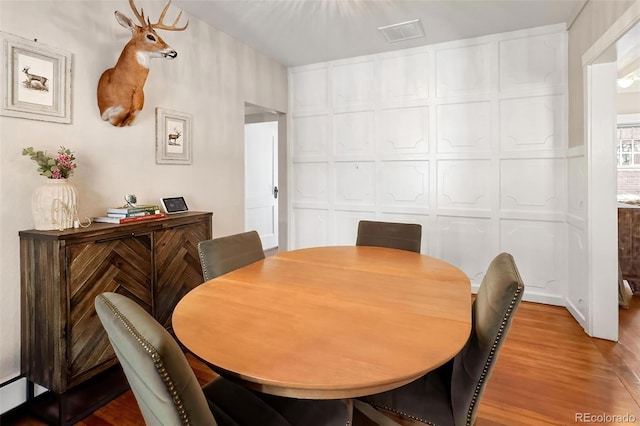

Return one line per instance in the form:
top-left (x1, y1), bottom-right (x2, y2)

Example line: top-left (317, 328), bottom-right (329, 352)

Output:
top-left (22, 146), bottom-right (77, 179)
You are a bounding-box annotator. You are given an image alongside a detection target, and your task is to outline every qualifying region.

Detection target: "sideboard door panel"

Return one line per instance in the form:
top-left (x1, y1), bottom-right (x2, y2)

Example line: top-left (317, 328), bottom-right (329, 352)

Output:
top-left (154, 222), bottom-right (209, 329)
top-left (67, 234), bottom-right (153, 383)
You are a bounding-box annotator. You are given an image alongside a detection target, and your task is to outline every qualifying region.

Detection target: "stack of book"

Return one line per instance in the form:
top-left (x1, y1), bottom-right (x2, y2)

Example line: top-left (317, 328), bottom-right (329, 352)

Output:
top-left (93, 204), bottom-right (166, 224)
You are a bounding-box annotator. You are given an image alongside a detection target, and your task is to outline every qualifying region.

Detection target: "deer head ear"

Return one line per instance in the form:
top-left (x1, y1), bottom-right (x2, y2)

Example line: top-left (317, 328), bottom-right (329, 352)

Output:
top-left (114, 11), bottom-right (136, 32)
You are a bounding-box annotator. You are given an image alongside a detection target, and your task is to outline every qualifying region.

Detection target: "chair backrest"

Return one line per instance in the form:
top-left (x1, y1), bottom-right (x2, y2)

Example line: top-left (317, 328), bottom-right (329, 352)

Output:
top-left (198, 230), bottom-right (265, 281)
top-left (450, 252), bottom-right (524, 426)
top-left (355, 220), bottom-right (422, 253)
top-left (95, 292), bottom-right (217, 426)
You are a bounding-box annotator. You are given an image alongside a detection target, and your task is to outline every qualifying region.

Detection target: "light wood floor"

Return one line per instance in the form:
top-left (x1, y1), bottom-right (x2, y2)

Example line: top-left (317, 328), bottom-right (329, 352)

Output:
top-left (477, 296), bottom-right (640, 425)
top-left (4, 297), bottom-right (640, 425)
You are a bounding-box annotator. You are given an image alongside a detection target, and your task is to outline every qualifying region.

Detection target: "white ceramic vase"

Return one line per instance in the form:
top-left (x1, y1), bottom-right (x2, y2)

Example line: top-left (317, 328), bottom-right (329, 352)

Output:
top-left (31, 179), bottom-right (78, 230)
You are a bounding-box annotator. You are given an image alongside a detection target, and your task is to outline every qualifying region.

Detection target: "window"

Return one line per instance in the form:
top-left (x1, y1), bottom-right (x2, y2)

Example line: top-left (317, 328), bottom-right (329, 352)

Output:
top-left (617, 125), bottom-right (640, 168)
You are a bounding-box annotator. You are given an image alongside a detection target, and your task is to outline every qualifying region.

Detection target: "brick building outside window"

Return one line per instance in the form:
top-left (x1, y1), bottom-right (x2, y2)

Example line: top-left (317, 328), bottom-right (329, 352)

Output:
top-left (617, 125), bottom-right (640, 204)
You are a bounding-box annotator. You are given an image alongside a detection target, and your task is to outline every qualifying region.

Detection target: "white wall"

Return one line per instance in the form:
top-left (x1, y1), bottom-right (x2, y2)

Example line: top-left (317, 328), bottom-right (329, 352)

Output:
top-left (0, 0), bottom-right (286, 409)
top-left (288, 24), bottom-right (568, 305)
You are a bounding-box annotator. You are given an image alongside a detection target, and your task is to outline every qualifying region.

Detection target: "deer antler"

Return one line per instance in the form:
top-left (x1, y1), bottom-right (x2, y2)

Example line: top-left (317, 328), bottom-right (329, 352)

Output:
top-left (128, 0), bottom-right (188, 31)
top-left (128, 0), bottom-right (148, 27)
top-left (153, 0), bottom-right (189, 31)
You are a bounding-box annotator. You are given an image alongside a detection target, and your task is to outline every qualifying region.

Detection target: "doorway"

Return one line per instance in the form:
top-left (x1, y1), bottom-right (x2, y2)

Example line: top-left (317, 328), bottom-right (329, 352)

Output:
top-left (583, 5), bottom-right (640, 340)
top-left (244, 103), bottom-right (281, 250)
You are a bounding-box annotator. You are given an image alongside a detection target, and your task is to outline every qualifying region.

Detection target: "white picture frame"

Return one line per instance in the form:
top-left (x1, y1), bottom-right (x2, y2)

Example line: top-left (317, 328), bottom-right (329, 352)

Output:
top-left (0, 32), bottom-right (72, 124)
top-left (156, 108), bottom-right (192, 165)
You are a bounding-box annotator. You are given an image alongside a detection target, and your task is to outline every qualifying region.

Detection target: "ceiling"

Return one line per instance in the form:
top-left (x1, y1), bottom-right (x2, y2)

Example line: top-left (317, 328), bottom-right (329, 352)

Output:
top-left (616, 20), bottom-right (640, 92)
top-left (174, 0), bottom-right (586, 67)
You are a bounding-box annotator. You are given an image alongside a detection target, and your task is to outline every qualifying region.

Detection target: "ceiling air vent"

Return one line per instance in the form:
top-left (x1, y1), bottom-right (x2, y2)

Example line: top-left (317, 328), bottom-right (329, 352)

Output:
top-left (378, 19), bottom-right (424, 43)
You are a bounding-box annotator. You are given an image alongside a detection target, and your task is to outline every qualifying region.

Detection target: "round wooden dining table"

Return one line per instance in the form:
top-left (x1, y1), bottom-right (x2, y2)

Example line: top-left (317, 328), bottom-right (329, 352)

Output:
top-left (172, 246), bottom-right (471, 399)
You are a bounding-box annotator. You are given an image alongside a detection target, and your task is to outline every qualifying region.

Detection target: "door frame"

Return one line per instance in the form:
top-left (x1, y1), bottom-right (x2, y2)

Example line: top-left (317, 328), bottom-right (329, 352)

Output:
top-left (582, 0), bottom-right (640, 340)
top-left (243, 103), bottom-right (288, 251)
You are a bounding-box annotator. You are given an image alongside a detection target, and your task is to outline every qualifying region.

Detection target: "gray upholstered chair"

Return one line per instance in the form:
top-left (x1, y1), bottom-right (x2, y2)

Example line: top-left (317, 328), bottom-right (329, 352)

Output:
top-left (198, 230), bottom-right (266, 281)
top-left (355, 252), bottom-right (525, 426)
top-left (355, 220), bottom-right (422, 253)
top-left (95, 292), bottom-right (352, 426)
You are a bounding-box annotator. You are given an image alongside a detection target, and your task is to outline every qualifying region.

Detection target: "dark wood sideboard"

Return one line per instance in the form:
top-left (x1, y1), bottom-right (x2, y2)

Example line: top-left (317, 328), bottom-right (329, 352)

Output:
top-left (619, 205), bottom-right (640, 292)
top-left (19, 211), bottom-right (212, 425)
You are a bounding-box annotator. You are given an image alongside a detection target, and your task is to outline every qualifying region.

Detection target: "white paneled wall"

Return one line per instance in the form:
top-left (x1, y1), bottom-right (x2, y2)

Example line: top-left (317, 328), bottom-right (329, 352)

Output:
top-left (289, 24), bottom-right (567, 304)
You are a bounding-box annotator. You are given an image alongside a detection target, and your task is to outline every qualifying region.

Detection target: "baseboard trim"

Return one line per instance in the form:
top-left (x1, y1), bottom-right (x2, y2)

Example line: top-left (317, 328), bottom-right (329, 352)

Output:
top-left (0, 376), bottom-right (27, 415)
top-left (0, 374), bottom-right (24, 388)
top-left (471, 284), bottom-right (565, 306)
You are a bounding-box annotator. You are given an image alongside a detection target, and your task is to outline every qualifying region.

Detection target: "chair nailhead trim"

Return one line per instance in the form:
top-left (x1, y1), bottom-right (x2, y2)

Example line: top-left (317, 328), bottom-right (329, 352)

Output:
top-left (99, 295), bottom-right (192, 426)
top-left (368, 402), bottom-right (437, 425)
top-left (198, 249), bottom-right (211, 281)
top-left (465, 286), bottom-right (522, 426)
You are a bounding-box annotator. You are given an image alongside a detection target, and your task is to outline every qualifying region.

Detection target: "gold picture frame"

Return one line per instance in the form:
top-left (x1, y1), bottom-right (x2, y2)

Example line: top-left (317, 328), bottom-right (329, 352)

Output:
top-left (0, 32), bottom-right (72, 123)
top-left (156, 107), bottom-right (192, 165)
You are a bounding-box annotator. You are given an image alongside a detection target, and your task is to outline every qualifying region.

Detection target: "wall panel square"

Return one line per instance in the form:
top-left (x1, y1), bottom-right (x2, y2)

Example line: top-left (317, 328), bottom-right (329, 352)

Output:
top-left (333, 111), bottom-right (375, 157)
top-left (332, 60), bottom-right (375, 110)
top-left (438, 160), bottom-right (492, 210)
top-left (334, 162), bottom-right (375, 206)
top-left (377, 107), bottom-right (429, 155)
top-left (500, 158), bottom-right (564, 213)
top-left (500, 95), bottom-right (565, 152)
top-left (292, 162), bottom-right (329, 204)
top-left (380, 161), bottom-right (429, 208)
top-left (436, 43), bottom-right (491, 97)
top-left (292, 116), bottom-right (329, 159)
top-left (499, 32), bottom-right (564, 91)
top-left (379, 53), bottom-right (429, 103)
top-left (437, 101), bottom-right (491, 153)
top-left (500, 219), bottom-right (564, 295)
top-left (291, 67), bottom-right (328, 115)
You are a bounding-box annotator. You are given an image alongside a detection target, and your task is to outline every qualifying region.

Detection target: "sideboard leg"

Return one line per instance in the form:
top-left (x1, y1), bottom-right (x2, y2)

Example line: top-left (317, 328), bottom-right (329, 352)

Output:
top-left (26, 379), bottom-right (34, 401)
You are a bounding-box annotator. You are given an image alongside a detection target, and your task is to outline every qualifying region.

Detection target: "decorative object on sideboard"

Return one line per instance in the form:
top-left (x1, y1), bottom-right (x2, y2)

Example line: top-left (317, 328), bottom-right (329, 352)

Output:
top-left (156, 107), bottom-right (192, 164)
top-left (97, 0), bottom-right (188, 127)
top-left (22, 146), bottom-right (80, 230)
top-left (0, 32), bottom-right (72, 123)
top-left (124, 193), bottom-right (137, 207)
top-left (93, 203), bottom-right (164, 224)
top-left (31, 179), bottom-right (78, 230)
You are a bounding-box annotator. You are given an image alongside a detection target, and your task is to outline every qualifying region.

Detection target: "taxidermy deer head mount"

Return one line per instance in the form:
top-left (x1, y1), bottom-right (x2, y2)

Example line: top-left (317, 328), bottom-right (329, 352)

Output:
top-left (97, 0), bottom-right (188, 127)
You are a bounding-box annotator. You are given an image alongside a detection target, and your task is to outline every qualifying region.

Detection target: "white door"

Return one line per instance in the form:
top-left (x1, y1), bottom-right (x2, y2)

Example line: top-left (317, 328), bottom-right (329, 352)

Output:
top-left (245, 121), bottom-right (279, 249)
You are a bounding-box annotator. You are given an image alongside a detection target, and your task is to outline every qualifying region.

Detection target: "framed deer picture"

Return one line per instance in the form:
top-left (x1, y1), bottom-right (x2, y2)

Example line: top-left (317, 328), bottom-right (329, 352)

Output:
top-left (0, 32), bottom-right (72, 123)
top-left (156, 108), bottom-right (192, 165)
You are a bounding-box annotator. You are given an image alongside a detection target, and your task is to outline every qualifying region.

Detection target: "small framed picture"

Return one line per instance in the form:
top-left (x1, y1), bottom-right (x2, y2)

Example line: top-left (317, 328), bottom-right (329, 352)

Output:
top-left (156, 108), bottom-right (192, 165)
top-left (0, 32), bottom-right (72, 123)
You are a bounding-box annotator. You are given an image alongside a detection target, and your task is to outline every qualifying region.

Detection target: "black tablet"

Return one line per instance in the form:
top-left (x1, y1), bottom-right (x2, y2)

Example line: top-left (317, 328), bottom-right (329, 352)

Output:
top-left (160, 197), bottom-right (189, 214)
